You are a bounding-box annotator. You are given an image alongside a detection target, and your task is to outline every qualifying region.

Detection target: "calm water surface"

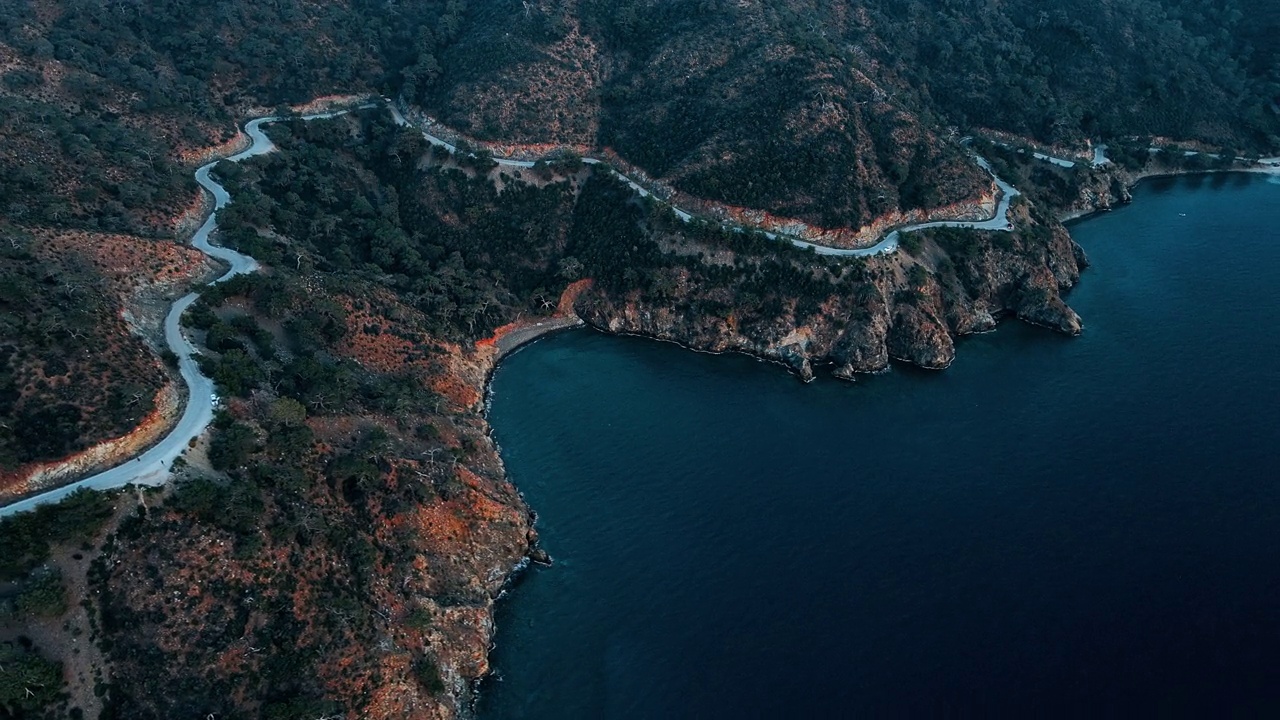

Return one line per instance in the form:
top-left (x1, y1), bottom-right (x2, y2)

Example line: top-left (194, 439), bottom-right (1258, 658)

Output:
top-left (481, 173), bottom-right (1280, 717)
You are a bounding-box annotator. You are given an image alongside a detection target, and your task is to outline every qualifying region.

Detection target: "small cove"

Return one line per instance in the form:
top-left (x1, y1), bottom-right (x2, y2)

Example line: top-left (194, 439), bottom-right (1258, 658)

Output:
top-left (482, 172), bottom-right (1280, 716)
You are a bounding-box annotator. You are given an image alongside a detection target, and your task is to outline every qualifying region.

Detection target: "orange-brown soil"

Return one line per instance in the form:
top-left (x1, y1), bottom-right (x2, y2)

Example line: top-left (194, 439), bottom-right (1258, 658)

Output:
top-left (0, 229), bottom-right (217, 500)
top-left (409, 107), bottom-right (994, 250)
top-left (31, 229), bottom-right (213, 297)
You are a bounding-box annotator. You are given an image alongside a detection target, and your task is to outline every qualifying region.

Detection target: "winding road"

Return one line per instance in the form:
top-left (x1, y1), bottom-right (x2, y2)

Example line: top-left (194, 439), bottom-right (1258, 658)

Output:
top-left (8, 98), bottom-right (1272, 518)
top-left (0, 107), bottom-right (369, 518)
top-left (2, 100), bottom-right (1027, 517)
top-left (390, 104), bottom-right (1022, 258)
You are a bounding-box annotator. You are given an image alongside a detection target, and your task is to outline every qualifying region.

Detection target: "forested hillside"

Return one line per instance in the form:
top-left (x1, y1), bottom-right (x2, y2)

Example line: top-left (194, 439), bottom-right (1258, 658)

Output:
top-left (1, 0), bottom-right (1277, 716)
top-left (0, 0), bottom-right (467, 234)
top-left (0, 233), bottom-right (159, 471)
top-left (2, 0), bottom-right (1276, 238)
top-left (0, 0), bottom-right (471, 491)
top-left (428, 0), bottom-right (1280, 228)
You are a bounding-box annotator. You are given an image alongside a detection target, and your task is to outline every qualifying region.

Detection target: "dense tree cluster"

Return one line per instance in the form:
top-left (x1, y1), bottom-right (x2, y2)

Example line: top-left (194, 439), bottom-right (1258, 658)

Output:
top-left (866, 0), bottom-right (1279, 145)
top-left (2, 0), bottom-right (1276, 241)
top-left (0, 96), bottom-right (189, 235)
top-left (0, 0), bottom-right (470, 236)
top-left (0, 231), bottom-right (164, 469)
top-left (0, 489), bottom-right (114, 582)
top-left (427, 0), bottom-right (1279, 229)
top-left (209, 110), bottom-right (878, 348)
top-left (0, 640), bottom-right (64, 718)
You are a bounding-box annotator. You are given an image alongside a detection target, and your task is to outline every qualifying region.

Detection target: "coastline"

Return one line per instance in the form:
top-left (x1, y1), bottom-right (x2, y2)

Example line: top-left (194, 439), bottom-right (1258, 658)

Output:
top-left (478, 316), bottom-right (588, 413)
top-left (11, 90), bottom-right (1275, 714)
top-left (169, 106), bottom-right (1280, 720)
top-left (491, 317), bottom-right (586, 363)
top-left (465, 158), bottom-right (1280, 714)
top-left (1060, 164), bottom-right (1280, 225)
top-left (475, 171), bottom-right (1280, 715)
top-left (9, 97), bottom-right (1279, 514)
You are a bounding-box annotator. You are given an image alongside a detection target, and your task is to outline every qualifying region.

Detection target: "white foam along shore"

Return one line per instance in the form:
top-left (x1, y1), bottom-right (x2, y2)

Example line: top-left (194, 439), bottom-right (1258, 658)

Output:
top-left (4, 100), bottom-right (1026, 517)
top-left (0, 106), bottom-right (373, 519)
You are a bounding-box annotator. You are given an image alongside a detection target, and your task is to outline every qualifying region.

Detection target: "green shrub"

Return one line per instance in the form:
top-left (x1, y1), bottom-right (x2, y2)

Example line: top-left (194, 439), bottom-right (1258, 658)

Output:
top-left (17, 569), bottom-right (67, 617)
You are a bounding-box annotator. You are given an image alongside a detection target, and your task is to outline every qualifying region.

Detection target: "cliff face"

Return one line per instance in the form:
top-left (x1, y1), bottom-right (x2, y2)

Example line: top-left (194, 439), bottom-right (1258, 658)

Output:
top-left (1062, 171), bottom-right (1134, 220)
top-left (576, 216), bottom-right (1085, 381)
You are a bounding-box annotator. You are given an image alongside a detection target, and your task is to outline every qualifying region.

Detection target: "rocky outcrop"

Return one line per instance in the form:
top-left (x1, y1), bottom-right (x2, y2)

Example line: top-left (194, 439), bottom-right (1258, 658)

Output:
top-left (1061, 170), bottom-right (1134, 220)
top-left (1017, 289), bottom-right (1084, 335)
top-left (887, 299), bottom-right (955, 370)
top-left (830, 302), bottom-right (891, 377)
top-left (576, 218), bottom-right (1087, 381)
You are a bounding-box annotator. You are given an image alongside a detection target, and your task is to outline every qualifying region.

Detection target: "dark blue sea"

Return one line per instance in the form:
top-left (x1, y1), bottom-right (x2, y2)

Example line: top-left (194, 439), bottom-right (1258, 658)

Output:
top-left (481, 173), bottom-right (1280, 717)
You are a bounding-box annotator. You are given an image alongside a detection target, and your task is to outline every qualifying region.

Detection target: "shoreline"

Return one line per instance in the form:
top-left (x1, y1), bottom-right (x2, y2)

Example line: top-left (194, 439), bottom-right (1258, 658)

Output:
top-left (479, 316), bottom-right (587, 419)
top-left (4, 95), bottom-right (1063, 514)
top-left (467, 158), bottom-right (1280, 712)
top-left (12, 90), bottom-right (1277, 714)
top-left (475, 174), bottom-right (1280, 716)
top-left (492, 317), bottom-right (586, 363)
top-left (1059, 165), bottom-right (1280, 225)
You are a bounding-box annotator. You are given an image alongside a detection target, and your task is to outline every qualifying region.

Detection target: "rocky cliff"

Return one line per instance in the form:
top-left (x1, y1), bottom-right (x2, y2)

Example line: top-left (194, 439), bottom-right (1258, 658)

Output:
top-left (576, 210), bottom-right (1086, 381)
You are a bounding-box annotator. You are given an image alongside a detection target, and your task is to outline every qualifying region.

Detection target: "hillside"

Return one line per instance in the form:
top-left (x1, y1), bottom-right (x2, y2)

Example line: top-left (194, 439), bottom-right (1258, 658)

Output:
top-left (0, 226), bottom-right (212, 495)
top-left (1, 0), bottom-right (1278, 716)
top-left (426, 0), bottom-right (1280, 229)
top-left (0, 0), bottom-right (469, 497)
top-left (3, 0), bottom-right (1276, 239)
top-left (77, 109), bottom-right (1085, 716)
